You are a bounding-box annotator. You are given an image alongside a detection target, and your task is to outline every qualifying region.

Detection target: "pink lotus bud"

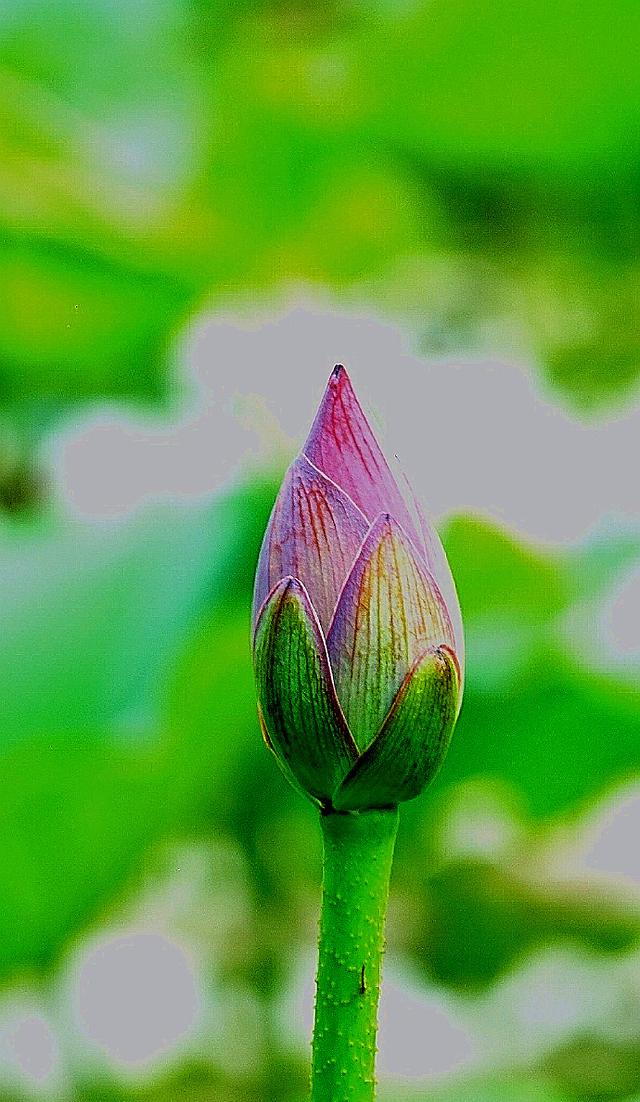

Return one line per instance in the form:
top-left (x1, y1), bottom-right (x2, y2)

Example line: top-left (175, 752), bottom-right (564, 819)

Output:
top-left (252, 366), bottom-right (463, 810)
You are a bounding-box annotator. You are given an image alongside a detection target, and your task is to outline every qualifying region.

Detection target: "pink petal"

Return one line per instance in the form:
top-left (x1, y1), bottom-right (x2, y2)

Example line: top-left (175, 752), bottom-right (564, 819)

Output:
top-left (407, 478), bottom-right (465, 687)
top-left (252, 454), bottom-right (369, 634)
top-left (326, 514), bottom-right (455, 750)
top-left (303, 366), bottom-right (423, 552)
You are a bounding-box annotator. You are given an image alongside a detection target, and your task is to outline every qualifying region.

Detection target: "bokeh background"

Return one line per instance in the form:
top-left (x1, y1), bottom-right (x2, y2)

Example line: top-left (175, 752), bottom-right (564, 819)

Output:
top-left (1, 1), bottom-right (640, 1100)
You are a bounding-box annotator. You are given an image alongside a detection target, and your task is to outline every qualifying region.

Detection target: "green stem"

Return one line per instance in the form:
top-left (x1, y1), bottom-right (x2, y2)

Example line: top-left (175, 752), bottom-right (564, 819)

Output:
top-left (310, 807), bottom-right (399, 1102)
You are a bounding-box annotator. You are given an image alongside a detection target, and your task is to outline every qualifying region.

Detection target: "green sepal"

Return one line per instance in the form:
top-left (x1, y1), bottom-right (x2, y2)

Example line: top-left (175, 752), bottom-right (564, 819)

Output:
top-left (257, 701), bottom-right (316, 806)
top-left (332, 645), bottom-right (459, 811)
top-left (253, 577), bottom-right (359, 804)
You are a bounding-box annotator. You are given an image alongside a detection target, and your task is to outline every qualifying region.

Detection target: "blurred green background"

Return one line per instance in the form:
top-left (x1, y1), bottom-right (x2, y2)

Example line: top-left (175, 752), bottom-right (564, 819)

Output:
top-left (1, 1), bottom-right (640, 1100)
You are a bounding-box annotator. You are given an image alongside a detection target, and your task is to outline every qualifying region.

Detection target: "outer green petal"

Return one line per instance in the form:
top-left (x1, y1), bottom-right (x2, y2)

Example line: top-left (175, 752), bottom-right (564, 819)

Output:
top-left (332, 645), bottom-right (459, 811)
top-left (253, 577), bottom-right (359, 803)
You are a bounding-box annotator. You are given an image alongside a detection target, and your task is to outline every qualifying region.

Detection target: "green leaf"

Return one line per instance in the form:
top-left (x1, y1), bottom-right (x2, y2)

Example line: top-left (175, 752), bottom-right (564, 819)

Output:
top-left (0, 502), bottom-right (228, 742)
top-left (354, 0), bottom-right (640, 177)
top-left (414, 856), bottom-right (640, 989)
top-left (543, 1034), bottom-right (640, 1100)
top-left (0, 601), bottom-right (266, 983)
top-left (0, 239), bottom-right (189, 400)
top-left (442, 515), bottom-right (571, 625)
top-left (395, 1075), bottom-right (568, 1102)
top-left (0, 732), bottom-right (169, 978)
top-left (446, 655), bottom-right (640, 820)
top-left (0, 476), bottom-right (277, 980)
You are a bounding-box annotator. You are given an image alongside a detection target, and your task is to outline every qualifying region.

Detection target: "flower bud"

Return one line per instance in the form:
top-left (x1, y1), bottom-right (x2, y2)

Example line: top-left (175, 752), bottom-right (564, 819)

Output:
top-left (252, 366), bottom-right (463, 811)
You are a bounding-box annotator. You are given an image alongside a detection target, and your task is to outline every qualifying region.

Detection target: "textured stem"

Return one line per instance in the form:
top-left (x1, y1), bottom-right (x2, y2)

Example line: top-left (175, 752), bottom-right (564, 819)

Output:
top-left (310, 807), bottom-right (399, 1102)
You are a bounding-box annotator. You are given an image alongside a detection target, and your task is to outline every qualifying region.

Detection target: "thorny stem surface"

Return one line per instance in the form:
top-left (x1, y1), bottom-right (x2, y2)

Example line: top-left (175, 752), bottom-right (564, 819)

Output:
top-left (310, 807), bottom-right (399, 1102)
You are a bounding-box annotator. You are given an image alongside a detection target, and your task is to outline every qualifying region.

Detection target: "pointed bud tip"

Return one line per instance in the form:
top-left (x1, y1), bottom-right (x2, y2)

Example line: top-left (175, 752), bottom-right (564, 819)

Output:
top-left (329, 364), bottom-right (354, 391)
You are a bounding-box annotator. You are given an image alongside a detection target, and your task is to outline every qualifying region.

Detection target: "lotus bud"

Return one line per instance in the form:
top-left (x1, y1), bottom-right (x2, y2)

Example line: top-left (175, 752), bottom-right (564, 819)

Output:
top-left (252, 366), bottom-right (463, 811)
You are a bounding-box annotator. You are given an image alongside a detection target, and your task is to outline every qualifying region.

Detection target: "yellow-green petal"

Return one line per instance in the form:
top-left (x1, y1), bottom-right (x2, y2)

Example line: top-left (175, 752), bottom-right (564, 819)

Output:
top-left (327, 514), bottom-right (455, 750)
top-left (333, 646), bottom-right (459, 811)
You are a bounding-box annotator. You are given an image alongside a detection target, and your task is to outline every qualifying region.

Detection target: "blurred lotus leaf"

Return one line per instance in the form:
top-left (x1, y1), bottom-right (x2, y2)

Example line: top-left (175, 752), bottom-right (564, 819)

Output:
top-left (0, 477), bottom-right (275, 980)
top-left (0, 477), bottom-right (638, 990)
top-left (1, 0), bottom-right (640, 411)
top-left (542, 1035), bottom-right (640, 1101)
top-left (413, 857), bottom-right (640, 989)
